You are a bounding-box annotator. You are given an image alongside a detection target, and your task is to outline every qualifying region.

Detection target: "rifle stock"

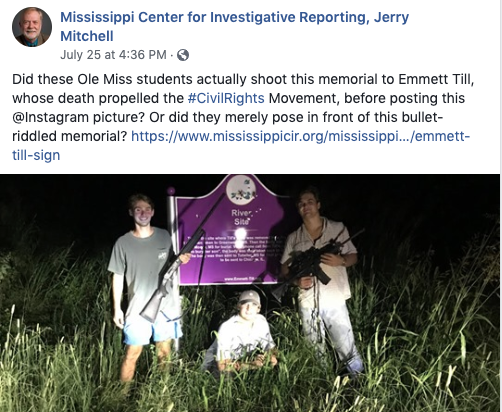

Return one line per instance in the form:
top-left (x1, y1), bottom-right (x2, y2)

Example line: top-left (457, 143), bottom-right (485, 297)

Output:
top-left (140, 289), bottom-right (166, 323)
top-left (139, 193), bottom-right (225, 322)
top-left (271, 283), bottom-right (288, 302)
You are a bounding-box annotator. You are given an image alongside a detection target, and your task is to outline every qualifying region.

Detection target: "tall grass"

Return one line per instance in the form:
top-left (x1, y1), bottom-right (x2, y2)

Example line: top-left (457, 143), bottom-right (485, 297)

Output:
top-left (0, 226), bottom-right (499, 412)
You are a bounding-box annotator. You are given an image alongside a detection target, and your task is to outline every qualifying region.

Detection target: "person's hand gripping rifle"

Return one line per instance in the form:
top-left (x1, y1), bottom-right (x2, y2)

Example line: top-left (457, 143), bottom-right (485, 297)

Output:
top-left (272, 228), bottom-right (365, 301)
top-left (140, 194), bottom-right (224, 322)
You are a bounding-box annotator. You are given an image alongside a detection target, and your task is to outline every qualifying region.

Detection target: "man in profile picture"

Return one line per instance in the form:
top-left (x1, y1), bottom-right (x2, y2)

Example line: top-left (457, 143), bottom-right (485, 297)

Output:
top-left (16, 7), bottom-right (50, 47)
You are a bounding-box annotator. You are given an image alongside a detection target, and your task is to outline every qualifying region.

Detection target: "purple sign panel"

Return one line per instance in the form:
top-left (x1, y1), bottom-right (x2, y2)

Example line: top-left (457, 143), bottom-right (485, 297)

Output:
top-left (174, 175), bottom-right (300, 285)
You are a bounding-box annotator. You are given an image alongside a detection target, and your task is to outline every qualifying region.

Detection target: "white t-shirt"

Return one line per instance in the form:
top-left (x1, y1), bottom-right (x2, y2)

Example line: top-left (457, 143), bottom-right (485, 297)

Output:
top-left (214, 314), bottom-right (275, 361)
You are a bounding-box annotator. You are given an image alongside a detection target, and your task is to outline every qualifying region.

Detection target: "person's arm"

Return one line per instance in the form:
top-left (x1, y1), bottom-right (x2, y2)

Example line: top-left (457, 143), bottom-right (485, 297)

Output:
top-left (320, 252), bottom-right (358, 268)
top-left (217, 358), bottom-right (241, 372)
top-left (217, 357), bottom-right (256, 372)
top-left (216, 343), bottom-right (262, 372)
top-left (255, 318), bottom-right (278, 367)
top-left (280, 261), bottom-right (290, 277)
top-left (112, 273), bottom-right (125, 329)
top-left (217, 355), bottom-right (274, 372)
top-left (282, 259), bottom-right (315, 289)
top-left (258, 348), bottom-right (278, 367)
top-left (320, 223), bottom-right (359, 268)
top-left (280, 233), bottom-right (295, 279)
top-left (281, 233), bottom-right (317, 289)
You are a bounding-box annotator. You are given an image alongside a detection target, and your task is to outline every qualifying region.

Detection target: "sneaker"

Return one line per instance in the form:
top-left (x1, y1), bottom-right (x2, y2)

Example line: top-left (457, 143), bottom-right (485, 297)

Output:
top-left (339, 359), bottom-right (364, 380)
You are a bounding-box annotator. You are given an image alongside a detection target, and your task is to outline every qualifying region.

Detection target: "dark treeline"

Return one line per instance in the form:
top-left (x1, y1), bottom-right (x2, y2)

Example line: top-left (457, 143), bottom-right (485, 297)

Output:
top-left (1, 175), bottom-right (498, 266)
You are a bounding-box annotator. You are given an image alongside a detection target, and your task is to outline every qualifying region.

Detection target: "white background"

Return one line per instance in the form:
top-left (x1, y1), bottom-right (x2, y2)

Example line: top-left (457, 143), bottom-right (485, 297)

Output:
top-left (2, 1), bottom-right (500, 173)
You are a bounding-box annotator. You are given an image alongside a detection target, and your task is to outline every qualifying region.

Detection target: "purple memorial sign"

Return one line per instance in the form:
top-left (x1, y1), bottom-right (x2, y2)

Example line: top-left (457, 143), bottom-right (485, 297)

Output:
top-left (173, 175), bottom-right (300, 285)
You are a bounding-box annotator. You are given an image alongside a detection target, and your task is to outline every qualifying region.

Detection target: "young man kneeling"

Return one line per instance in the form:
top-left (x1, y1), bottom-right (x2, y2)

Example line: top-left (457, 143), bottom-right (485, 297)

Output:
top-left (202, 290), bottom-right (277, 376)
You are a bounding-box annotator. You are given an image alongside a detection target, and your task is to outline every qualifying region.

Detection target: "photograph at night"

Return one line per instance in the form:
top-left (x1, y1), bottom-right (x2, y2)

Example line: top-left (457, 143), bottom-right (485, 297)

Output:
top-left (0, 174), bottom-right (499, 412)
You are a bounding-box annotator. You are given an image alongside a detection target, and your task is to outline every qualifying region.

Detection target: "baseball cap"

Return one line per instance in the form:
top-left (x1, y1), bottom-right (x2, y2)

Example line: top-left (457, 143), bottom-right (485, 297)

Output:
top-left (238, 290), bottom-right (261, 306)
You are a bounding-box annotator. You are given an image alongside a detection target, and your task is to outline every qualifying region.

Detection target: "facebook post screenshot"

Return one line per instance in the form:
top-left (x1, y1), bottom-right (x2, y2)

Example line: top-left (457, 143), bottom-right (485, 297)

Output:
top-left (2, 2), bottom-right (500, 173)
top-left (0, 0), bottom-right (500, 408)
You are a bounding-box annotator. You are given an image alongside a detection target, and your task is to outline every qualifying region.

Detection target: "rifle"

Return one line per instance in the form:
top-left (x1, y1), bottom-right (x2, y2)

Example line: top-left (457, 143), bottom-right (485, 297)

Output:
top-left (271, 228), bottom-right (365, 301)
top-left (140, 193), bottom-right (225, 322)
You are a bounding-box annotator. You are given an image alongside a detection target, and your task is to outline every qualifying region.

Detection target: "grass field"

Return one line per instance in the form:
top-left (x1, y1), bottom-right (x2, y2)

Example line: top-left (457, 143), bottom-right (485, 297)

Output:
top-left (0, 225), bottom-right (499, 412)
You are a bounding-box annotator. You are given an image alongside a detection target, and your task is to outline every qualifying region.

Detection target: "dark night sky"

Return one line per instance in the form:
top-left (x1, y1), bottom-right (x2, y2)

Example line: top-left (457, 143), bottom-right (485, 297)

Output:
top-left (1, 175), bottom-right (499, 266)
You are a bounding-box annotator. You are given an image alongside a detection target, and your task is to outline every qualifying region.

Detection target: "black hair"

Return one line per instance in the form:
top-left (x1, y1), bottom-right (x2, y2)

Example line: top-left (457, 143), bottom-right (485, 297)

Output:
top-left (296, 185), bottom-right (321, 205)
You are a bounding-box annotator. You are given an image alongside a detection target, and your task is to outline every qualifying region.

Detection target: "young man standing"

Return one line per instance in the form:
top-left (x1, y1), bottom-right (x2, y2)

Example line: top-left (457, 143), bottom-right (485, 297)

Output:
top-left (108, 194), bottom-right (190, 382)
top-left (280, 186), bottom-right (363, 377)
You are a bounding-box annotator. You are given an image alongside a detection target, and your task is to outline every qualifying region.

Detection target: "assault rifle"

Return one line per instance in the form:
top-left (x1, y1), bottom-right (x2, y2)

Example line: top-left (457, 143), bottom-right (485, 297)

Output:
top-left (140, 193), bottom-right (225, 322)
top-left (271, 228), bottom-right (365, 301)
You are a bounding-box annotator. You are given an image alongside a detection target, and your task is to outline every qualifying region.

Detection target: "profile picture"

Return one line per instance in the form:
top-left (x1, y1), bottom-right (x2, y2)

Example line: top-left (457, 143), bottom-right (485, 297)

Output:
top-left (12, 7), bottom-right (52, 47)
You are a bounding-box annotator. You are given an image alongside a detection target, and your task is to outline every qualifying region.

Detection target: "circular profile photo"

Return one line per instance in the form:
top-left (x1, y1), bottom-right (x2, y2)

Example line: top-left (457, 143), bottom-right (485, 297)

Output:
top-left (12, 7), bottom-right (52, 47)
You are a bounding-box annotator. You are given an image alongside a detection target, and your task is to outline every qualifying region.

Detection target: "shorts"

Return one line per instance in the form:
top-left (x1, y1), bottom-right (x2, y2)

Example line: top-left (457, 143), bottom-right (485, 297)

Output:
top-left (123, 313), bottom-right (183, 346)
